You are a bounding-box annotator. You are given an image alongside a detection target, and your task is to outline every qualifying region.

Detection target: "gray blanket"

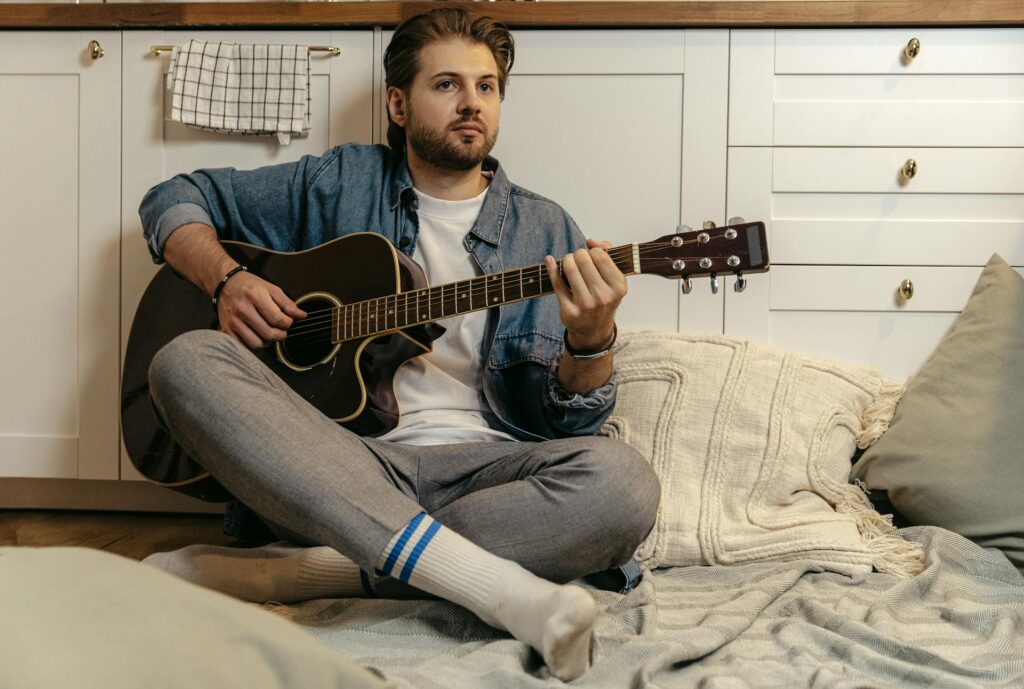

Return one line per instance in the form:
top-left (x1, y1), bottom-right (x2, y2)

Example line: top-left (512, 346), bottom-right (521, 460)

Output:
top-left (265, 527), bottom-right (1024, 688)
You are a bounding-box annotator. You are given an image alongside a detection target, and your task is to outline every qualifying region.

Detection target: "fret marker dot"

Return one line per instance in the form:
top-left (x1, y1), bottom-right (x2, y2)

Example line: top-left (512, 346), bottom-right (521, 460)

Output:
top-left (492, 297), bottom-right (498, 302)
top-left (422, 313), bottom-right (426, 318)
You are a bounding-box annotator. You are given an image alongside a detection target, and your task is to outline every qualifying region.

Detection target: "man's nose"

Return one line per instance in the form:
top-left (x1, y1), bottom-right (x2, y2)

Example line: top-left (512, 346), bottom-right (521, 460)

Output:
top-left (456, 88), bottom-right (482, 114)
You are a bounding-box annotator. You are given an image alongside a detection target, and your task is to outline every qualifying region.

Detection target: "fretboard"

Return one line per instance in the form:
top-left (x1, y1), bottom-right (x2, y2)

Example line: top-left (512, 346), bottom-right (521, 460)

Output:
top-left (330, 243), bottom-right (639, 342)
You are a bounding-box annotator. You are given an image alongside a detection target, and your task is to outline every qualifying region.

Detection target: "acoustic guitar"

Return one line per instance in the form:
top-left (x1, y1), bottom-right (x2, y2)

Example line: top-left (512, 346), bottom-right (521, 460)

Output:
top-left (121, 220), bottom-right (768, 502)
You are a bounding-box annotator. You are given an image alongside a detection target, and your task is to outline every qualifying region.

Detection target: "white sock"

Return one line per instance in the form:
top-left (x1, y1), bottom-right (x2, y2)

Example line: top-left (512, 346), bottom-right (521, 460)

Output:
top-left (141, 541), bottom-right (372, 603)
top-left (377, 512), bottom-right (597, 681)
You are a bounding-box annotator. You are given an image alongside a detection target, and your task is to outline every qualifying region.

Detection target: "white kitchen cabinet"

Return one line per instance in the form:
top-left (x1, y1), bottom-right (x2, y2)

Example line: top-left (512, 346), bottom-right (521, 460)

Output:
top-left (725, 29), bottom-right (1024, 379)
top-left (119, 30), bottom-right (375, 484)
top-left (0, 32), bottom-right (121, 480)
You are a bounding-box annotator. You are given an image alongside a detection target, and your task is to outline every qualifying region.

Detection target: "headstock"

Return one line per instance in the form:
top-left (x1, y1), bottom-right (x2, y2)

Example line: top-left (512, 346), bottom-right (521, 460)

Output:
top-left (638, 218), bottom-right (768, 294)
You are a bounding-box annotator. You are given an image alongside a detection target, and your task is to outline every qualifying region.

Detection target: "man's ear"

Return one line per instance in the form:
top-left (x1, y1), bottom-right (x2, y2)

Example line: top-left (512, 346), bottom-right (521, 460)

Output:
top-left (386, 87), bottom-right (408, 128)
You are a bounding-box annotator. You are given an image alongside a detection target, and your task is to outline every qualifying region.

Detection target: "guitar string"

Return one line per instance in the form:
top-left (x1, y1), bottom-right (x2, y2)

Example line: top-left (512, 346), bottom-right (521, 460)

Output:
top-left (278, 238), bottom-right (746, 337)
top-left (281, 250), bottom-right (737, 344)
top-left (280, 244), bottom-right (751, 344)
top-left (277, 235), bottom-right (739, 332)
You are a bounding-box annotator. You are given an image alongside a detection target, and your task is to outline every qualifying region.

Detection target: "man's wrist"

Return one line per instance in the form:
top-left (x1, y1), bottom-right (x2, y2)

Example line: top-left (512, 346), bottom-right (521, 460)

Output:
top-left (566, 325), bottom-right (616, 353)
top-left (564, 324), bottom-right (617, 359)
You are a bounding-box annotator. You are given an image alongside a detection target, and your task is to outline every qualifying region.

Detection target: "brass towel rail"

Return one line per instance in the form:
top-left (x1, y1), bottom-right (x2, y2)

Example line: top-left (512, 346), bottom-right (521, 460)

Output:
top-left (150, 45), bottom-right (340, 57)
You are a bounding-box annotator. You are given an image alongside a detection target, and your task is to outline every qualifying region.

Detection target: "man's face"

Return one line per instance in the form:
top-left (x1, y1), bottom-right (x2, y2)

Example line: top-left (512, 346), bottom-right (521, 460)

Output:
top-left (398, 38), bottom-right (501, 171)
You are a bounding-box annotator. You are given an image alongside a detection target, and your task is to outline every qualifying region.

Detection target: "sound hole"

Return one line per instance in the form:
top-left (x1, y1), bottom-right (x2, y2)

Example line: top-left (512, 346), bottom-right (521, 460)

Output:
top-left (280, 296), bottom-right (337, 368)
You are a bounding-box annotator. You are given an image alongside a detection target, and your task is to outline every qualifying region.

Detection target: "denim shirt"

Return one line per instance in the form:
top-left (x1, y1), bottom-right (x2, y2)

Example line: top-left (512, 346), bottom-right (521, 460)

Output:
top-left (139, 143), bottom-right (617, 440)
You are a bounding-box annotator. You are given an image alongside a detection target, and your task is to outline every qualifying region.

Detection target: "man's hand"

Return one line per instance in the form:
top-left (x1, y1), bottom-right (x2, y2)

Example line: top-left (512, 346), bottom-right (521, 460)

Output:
top-left (217, 271), bottom-right (307, 350)
top-left (544, 239), bottom-right (626, 350)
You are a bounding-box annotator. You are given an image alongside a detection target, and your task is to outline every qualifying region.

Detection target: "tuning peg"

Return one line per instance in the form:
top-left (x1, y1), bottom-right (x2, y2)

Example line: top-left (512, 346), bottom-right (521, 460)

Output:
top-left (676, 223), bottom-right (693, 234)
top-left (680, 277), bottom-right (693, 295)
top-left (710, 272), bottom-right (719, 294)
top-left (734, 272), bottom-right (747, 293)
top-left (727, 216), bottom-right (745, 225)
top-left (702, 220), bottom-right (717, 230)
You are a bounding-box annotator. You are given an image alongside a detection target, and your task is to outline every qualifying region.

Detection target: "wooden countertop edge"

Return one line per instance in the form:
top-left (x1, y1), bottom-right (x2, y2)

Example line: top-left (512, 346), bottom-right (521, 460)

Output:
top-left (1, 1), bottom-right (1023, 30)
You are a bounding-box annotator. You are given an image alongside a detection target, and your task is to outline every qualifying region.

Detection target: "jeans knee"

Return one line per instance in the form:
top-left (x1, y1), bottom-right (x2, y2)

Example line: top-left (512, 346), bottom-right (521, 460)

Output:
top-left (148, 329), bottom-right (235, 404)
top-left (582, 438), bottom-right (661, 559)
top-left (616, 444), bottom-right (661, 548)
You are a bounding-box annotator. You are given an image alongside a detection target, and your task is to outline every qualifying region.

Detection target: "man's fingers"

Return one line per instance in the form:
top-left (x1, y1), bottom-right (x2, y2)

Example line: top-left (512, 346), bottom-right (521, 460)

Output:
top-left (229, 320), bottom-right (266, 350)
top-left (240, 302), bottom-right (287, 343)
top-left (561, 251), bottom-right (593, 302)
top-left (544, 256), bottom-right (577, 316)
top-left (591, 247), bottom-right (628, 295)
top-left (574, 248), bottom-right (609, 295)
top-left (253, 290), bottom-right (294, 331)
top-left (272, 288), bottom-right (308, 320)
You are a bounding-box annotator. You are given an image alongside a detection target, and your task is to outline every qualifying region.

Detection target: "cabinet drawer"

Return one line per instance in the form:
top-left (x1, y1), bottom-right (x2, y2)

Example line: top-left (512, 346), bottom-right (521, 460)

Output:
top-left (775, 29), bottom-right (1024, 74)
top-left (770, 265), bottom-right (1024, 312)
top-left (771, 216), bottom-right (1024, 267)
top-left (773, 148), bottom-right (1024, 195)
top-left (773, 74), bottom-right (1024, 147)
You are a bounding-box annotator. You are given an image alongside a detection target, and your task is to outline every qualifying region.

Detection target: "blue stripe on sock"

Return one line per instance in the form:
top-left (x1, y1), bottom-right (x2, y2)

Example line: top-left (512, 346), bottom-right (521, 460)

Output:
top-left (399, 519), bottom-right (441, 584)
top-left (382, 511), bottom-right (426, 576)
top-left (359, 569), bottom-right (375, 598)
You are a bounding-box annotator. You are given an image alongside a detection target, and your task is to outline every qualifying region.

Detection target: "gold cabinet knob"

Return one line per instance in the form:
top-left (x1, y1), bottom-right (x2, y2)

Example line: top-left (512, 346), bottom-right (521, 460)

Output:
top-left (899, 279), bottom-right (915, 301)
top-left (904, 37), bottom-right (921, 60)
top-left (88, 40), bottom-right (104, 60)
top-left (901, 158), bottom-right (917, 180)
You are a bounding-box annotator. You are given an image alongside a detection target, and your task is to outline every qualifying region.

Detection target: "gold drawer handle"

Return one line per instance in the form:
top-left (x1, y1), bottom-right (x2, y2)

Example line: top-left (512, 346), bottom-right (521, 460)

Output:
top-left (899, 279), bottom-right (915, 301)
top-left (901, 158), bottom-right (917, 181)
top-left (89, 40), bottom-right (104, 60)
top-left (904, 37), bottom-right (921, 61)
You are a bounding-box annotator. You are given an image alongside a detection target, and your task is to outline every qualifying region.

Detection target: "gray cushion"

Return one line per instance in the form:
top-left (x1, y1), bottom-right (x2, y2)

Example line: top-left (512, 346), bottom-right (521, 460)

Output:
top-left (851, 253), bottom-right (1024, 567)
top-left (0, 546), bottom-right (391, 689)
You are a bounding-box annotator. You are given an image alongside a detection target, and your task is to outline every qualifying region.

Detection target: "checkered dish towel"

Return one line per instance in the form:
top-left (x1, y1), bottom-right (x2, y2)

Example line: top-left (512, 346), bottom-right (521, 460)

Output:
top-left (166, 40), bottom-right (311, 145)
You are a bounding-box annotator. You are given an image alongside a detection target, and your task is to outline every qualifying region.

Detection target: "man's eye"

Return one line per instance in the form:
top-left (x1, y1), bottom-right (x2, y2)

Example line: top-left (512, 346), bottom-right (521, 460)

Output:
top-left (480, 83), bottom-right (493, 93)
top-left (438, 80), bottom-right (454, 90)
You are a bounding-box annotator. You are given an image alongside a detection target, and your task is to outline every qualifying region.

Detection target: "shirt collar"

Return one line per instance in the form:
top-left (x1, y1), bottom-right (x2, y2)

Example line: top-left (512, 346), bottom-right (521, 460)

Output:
top-left (390, 153), bottom-right (510, 247)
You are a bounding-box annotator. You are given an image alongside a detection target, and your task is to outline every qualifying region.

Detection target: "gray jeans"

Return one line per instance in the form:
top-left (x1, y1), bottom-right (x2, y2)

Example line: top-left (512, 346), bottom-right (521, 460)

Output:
top-left (148, 329), bottom-right (660, 585)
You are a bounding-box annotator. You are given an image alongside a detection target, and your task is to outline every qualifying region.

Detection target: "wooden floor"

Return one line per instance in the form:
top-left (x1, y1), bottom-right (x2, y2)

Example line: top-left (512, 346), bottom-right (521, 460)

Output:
top-left (0, 509), bottom-right (235, 561)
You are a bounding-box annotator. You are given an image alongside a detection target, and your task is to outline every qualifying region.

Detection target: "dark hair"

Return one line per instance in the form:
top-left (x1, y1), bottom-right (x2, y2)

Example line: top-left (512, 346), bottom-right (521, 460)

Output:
top-left (383, 7), bottom-right (515, 152)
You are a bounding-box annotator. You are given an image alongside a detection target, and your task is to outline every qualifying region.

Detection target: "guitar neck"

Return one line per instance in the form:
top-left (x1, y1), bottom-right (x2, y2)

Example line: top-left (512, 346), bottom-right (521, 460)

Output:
top-left (330, 243), bottom-right (641, 342)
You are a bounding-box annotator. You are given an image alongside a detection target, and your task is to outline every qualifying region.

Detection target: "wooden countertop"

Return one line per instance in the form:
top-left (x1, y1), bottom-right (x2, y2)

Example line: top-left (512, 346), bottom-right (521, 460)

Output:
top-left (2, 1), bottom-right (1023, 30)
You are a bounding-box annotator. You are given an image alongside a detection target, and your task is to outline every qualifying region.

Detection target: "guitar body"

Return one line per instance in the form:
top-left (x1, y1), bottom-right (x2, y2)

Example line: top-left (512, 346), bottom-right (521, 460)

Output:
top-left (121, 233), bottom-right (444, 502)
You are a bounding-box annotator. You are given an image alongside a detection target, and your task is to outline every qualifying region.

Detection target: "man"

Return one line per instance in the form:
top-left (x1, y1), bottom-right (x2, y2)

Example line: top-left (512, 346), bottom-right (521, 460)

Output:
top-left (139, 8), bottom-right (660, 681)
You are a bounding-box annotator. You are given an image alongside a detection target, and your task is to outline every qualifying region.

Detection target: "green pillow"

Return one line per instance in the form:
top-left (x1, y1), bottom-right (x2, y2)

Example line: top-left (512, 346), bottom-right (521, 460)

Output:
top-left (851, 253), bottom-right (1024, 567)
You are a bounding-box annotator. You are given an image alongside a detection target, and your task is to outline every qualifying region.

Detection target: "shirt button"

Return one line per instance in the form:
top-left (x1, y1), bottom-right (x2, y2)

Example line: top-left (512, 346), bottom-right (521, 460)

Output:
top-left (399, 236), bottom-right (411, 248)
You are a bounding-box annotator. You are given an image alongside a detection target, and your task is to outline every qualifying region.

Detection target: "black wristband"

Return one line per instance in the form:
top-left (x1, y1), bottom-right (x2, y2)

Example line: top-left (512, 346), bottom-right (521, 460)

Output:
top-left (563, 324), bottom-right (617, 359)
top-left (212, 265), bottom-right (248, 305)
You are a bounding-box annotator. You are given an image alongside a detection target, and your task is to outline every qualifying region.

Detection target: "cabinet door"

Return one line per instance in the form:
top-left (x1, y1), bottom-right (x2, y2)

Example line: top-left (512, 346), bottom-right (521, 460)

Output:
top-left (0, 32), bottom-right (121, 479)
top-left (120, 30), bottom-right (374, 482)
top-left (377, 29), bottom-right (729, 334)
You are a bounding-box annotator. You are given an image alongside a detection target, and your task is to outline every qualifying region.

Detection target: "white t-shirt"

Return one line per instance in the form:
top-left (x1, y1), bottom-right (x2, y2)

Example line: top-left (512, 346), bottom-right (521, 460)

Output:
top-left (377, 181), bottom-right (519, 446)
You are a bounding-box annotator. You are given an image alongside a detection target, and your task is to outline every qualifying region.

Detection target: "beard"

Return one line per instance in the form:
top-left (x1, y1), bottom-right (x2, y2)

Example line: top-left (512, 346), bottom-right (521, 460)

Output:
top-left (405, 103), bottom-right (498, 171)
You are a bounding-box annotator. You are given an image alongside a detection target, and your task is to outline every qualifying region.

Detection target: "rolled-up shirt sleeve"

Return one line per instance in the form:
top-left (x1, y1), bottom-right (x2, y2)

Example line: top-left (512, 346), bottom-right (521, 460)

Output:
top-left (145, 202), bottom-right (215, 265)
top-left (541, 355), bottom-right (618, 436)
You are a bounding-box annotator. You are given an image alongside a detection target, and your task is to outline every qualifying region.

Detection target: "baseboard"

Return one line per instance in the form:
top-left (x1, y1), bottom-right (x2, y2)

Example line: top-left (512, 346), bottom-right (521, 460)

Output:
top-left (0, 478), bottom-right (225, 514)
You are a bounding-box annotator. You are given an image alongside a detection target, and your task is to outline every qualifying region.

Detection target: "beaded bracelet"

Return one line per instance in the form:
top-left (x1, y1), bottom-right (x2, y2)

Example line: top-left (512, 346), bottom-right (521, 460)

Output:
top-left (211, 265), bottom-right (248, 305)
